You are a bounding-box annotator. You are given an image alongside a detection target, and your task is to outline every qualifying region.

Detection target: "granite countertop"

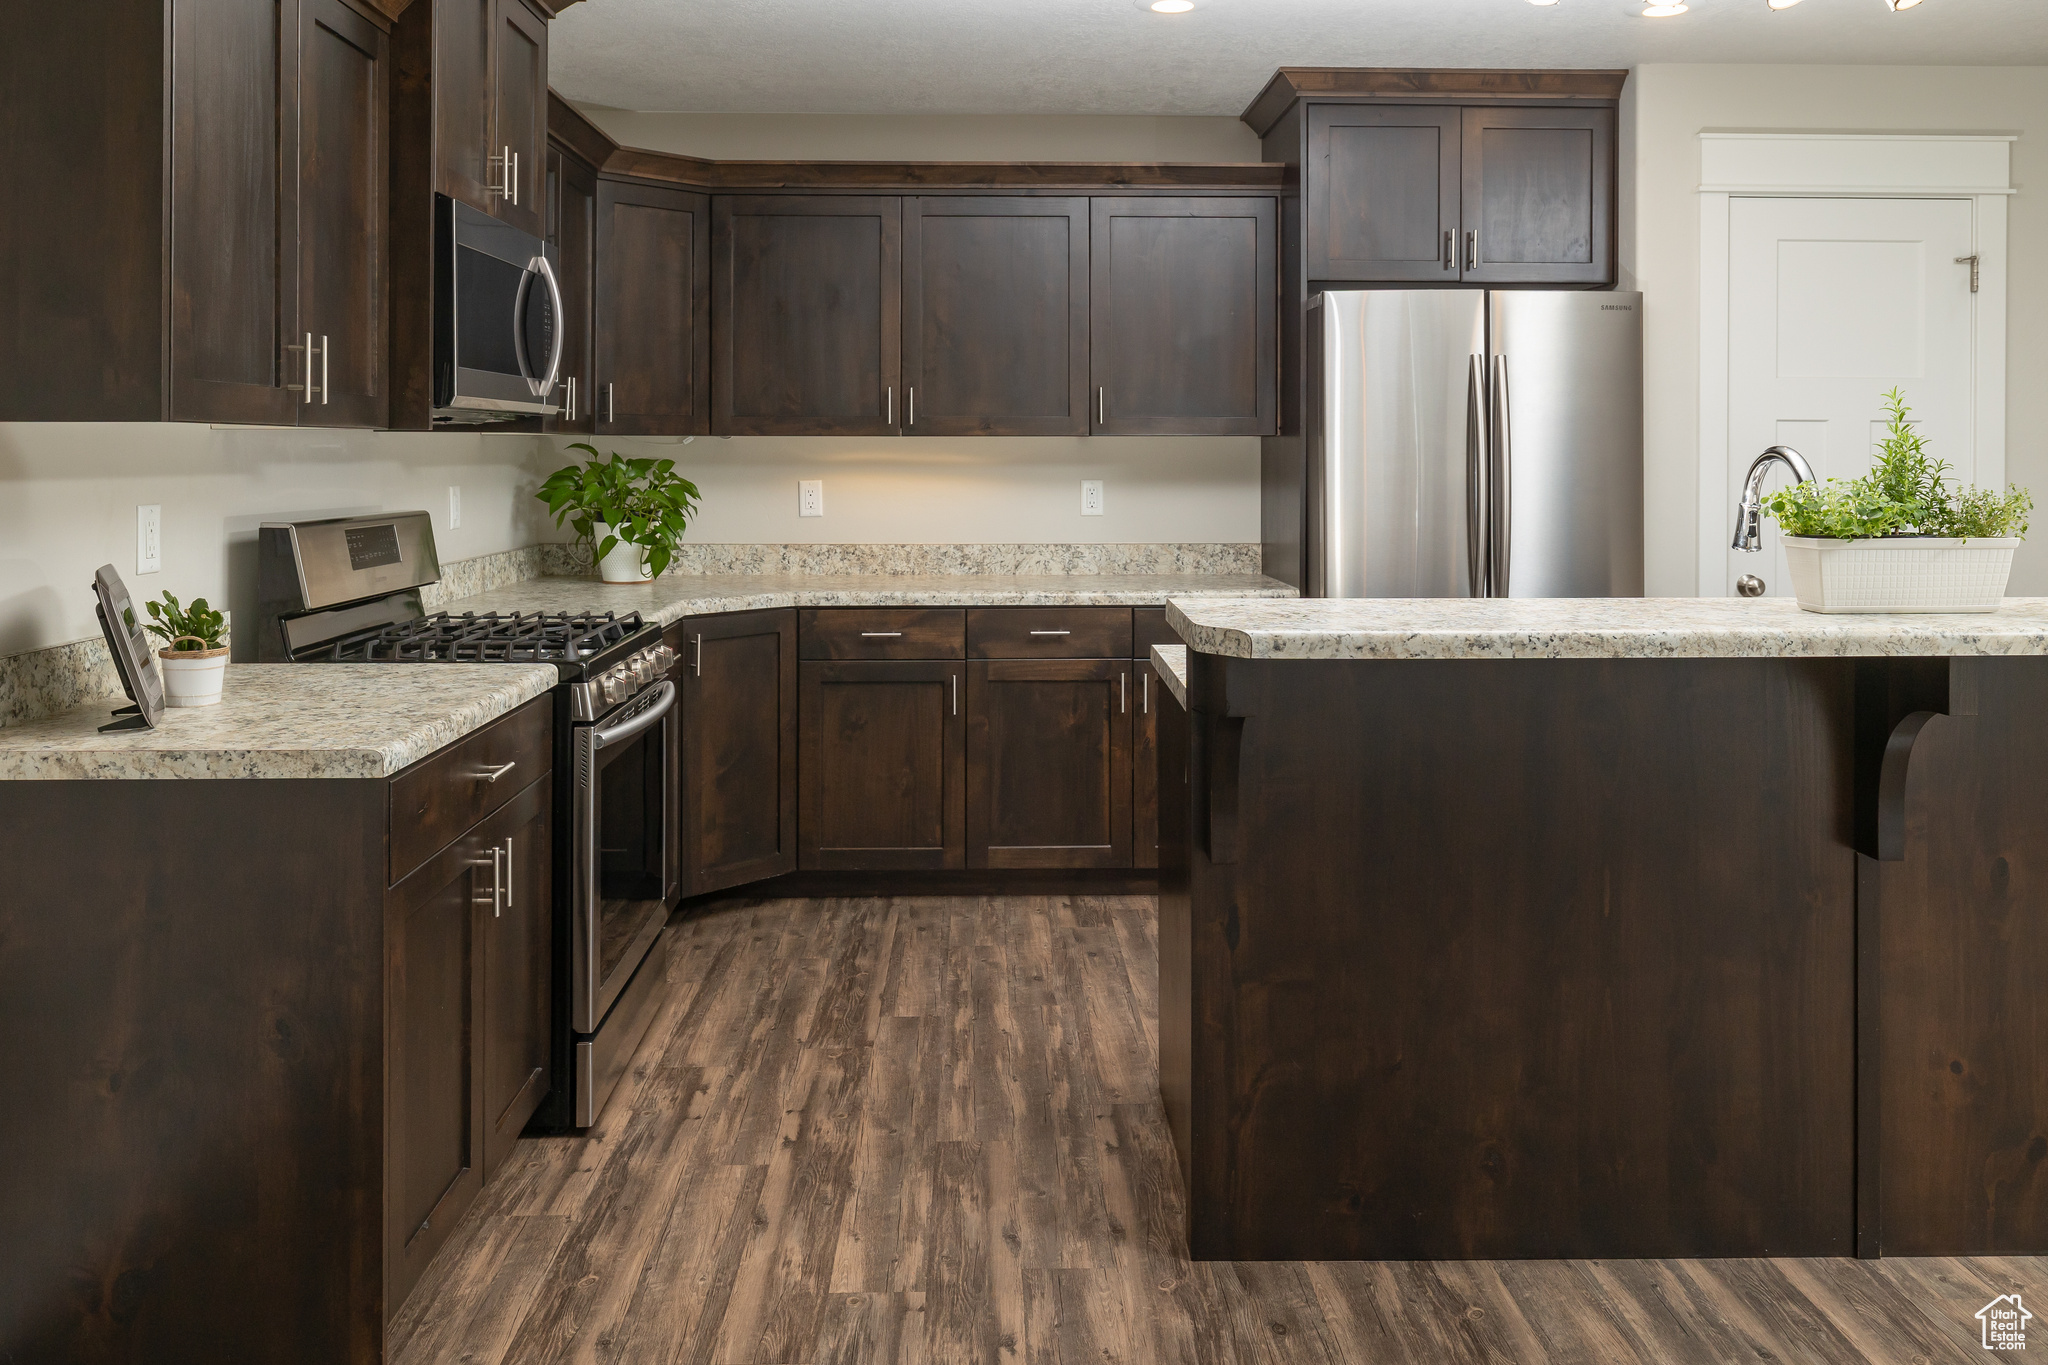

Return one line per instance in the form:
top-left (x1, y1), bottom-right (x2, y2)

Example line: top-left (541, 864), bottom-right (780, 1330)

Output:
top-left (1150, 644), bottom-right (1189, 708)
top-left (0, 664), bottom-right (557, 781)
top-left (438, 571), bottom-right (1295, 625)
top-left (1167, 596), bottom-right (2048, 661)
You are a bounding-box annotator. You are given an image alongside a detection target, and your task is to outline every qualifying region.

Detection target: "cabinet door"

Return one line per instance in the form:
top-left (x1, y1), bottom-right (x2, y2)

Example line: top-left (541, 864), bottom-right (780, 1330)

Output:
top-left (674, 609), bottom-right (798, 895)
top-left (800, 661), bottom-right (966, 870)
top-left (433, 0), bottom-right (496, 215)
top-left (481, 780), bottom-right (551, 1180)
top-left (544, 145), bottom-right (596, 433)
top-left (1090, 197), bottom-right (1277, 436)
top-left (967, 659), bottom-right (1132, 869)
top-left (1132, 660), bottom-right (1160, 871)
top-left (1460, 106), bottom-right (1614, 286)
top-left (1307, 105), bottom-right (1462, 283)
top-left (296, 0), bottom-right (388, 428)
top-left (596, 180), bottom-right (710, 435)
top-left (714, 195), bottom-right (901, 435)
top-left (168, 0), bottom-right (300, 425)
top-left (384, 826), bottom-right (487, 1315)
top-left (902, 196), bottom-right (1087, 436)
top-left (490, 0), bottom-right (546, 237)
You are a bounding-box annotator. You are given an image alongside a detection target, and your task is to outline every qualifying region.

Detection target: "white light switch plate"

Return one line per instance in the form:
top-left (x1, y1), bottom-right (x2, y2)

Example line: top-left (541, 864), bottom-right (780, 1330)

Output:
top-left (447, 485), bottom-right (463, 530)
top-left (799, 479), bottom-right (824, 517)
top-left (137, 504), bottom-right (162, 574)
top-left (1081, 480), bottom-right (1105, 516)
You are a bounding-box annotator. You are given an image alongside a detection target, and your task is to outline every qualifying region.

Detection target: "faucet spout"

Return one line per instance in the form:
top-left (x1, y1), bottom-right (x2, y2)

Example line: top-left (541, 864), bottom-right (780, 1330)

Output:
top-left (1731, 445), bottom-right (1817, 552)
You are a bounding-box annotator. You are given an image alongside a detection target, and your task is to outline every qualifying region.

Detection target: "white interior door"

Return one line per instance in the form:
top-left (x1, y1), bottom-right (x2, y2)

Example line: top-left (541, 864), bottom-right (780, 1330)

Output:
top-left (1723, 196), bottom-right (1977, 597)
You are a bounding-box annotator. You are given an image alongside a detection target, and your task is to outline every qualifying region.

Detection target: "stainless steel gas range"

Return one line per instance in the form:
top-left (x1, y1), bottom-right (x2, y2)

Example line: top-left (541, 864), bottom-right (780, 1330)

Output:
top-left (256, 511), bottom-right (677, 1129)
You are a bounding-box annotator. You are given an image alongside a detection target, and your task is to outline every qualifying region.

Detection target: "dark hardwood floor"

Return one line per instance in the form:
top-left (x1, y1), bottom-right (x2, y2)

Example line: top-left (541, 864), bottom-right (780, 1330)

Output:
top-left (388, 895), bottom-right (2046, 1364)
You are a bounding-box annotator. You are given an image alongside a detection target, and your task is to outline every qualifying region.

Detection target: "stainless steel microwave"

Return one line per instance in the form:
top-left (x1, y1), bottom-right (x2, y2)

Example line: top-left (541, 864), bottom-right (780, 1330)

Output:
top-left (433, 194), bottom-right (562, 423)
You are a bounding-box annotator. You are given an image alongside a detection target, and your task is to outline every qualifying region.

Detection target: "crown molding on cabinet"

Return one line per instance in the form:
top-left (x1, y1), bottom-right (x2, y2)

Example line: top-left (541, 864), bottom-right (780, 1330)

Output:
top-left (1240, 66), bottom-right (1630, 138)
top-left (547, 93), bottom-right (1287, 193)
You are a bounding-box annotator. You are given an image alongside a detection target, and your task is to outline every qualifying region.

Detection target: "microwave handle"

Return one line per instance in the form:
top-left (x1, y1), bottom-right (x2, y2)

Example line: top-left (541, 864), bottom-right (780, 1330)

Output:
top-left (530, 254), bottom-right (566, 399)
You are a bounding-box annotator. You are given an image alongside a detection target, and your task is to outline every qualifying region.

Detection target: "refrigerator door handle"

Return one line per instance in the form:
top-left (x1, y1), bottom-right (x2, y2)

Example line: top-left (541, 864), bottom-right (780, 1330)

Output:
top-left (1466, 354), bottom-right (1489, 597)
top-left (1489, 354), bottom-right (1513, 598)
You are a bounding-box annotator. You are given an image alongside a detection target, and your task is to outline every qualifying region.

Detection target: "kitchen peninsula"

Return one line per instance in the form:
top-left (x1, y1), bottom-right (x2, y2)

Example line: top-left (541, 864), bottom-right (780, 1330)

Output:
top-left (1157, 595), bottom-right (2048, 1263)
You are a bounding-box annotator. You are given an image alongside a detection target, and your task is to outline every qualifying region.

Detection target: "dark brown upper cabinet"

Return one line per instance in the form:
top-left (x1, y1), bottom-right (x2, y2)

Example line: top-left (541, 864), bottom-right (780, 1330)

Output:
top-left (902, 196), bottom-right (1089, 437)
top-left (1090, 197), bottom-right (1278, 437)
top-left (543, 144), bottom-right (596, 433)
top-left (669, 609), bottom-right (799, 896)
top-left (1307, 105), bottom-right (1461, 283)
top-left (431, 0), bottom-right (547, 235)
top-left (713, 195), bottom-right (903, 436)
top-left (0, 0), bottom-right (389, 425)
top-left (596, 179), bottom-right (711, 436)
top-left (1460, 106), bottom-right (1613, 286)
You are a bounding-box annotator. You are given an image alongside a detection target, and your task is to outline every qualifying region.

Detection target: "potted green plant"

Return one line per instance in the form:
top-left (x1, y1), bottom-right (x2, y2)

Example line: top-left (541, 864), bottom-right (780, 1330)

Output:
top-left (1765, 389), bottom-right (2032, 614)
top-left (535, 443), bottom-right (702, 584)
top-left (141, 591), bottom-right (229, 707)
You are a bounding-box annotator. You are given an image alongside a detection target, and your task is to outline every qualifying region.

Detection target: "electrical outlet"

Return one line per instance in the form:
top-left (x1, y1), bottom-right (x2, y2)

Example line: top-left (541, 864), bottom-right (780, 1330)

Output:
top-left (799, 479), bottom-right (825, 517)
top-left (1081, 480), bottom-right (1105, 516)
top-left (137, 504), bottom-right (162, 574)
top-left (447, 485), bottom-right (462, 530)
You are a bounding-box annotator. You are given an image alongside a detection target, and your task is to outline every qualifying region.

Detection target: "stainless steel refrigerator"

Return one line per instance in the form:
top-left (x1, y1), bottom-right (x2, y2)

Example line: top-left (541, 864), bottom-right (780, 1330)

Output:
top-left (1306, 289), bottom-right (1643, 599)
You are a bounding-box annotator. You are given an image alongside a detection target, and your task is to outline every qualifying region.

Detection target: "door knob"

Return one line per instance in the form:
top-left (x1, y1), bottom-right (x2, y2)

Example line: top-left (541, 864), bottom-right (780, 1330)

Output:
top-left (1736, 574), bottom-right (1767, 598)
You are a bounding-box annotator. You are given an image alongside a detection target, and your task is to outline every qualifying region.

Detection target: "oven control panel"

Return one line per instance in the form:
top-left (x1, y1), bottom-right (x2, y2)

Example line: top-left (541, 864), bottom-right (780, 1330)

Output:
top-left (573, 642), bottom-right (677, 718)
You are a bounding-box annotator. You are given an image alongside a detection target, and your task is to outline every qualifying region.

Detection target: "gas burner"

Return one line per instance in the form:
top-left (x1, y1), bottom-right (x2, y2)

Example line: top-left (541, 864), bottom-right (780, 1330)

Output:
top-left (325, 610), bottom-right (647, 664)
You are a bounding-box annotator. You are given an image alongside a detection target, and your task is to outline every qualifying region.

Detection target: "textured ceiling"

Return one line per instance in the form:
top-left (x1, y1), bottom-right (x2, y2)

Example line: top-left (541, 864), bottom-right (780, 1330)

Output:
top-left (548, 0), bottom-right (2048, 117)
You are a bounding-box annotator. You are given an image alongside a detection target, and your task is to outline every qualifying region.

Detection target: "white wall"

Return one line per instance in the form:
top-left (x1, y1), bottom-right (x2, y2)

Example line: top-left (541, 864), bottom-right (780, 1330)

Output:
top-left (551, 434), bottom-right (1261, 544)
top-left (1627, 65), bottom-right (2048, 596)
top-left (0, 424), bottom-right (553, 657)
top-left (575, 110), bottom-right (1261, 163)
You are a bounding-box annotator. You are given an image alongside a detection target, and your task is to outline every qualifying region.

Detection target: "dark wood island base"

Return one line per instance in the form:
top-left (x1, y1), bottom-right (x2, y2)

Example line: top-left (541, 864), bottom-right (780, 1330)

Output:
top-left (1161, 642), bottom-right (2048, 1262)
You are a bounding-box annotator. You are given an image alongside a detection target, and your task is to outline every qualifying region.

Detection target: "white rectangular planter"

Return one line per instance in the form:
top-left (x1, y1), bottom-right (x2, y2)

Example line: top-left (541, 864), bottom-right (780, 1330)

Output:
top-left (1780, 536), bottom-right (2020, 614)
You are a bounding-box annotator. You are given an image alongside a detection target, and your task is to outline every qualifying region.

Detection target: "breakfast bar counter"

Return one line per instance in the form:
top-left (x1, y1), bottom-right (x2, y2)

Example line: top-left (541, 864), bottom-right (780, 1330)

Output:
top-left (1156, 595), bottom-right (2048, 1264)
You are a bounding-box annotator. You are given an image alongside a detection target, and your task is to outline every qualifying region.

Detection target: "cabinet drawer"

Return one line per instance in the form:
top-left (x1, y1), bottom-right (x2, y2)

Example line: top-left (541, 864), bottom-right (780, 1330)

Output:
top-left (388, 697), bottom-right (553, 885)
top-left (969, 607), bottom-right (1131, 659)
top-left (800, 608), bottom-right (965, 660)
top-left (1132, 607), bottom-right (1181, 655)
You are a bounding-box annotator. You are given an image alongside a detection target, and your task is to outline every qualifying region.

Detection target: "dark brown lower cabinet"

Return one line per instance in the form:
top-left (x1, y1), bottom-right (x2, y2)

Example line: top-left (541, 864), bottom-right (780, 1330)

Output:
top-left (1133, 659), bottom-right (1161, 871)
top-left (385, 770), bottom-right (551, 1313)
top-left (967, 658), bottom-right (1132, 869)
top-left (671, 608), bottom-right (798, 895)
top-left (799, 660), bottom-right (967, 869)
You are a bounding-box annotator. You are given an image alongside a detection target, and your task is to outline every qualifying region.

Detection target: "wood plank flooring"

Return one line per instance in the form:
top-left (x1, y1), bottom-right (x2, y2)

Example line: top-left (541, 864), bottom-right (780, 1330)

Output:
top-left (389, 895), bottom-right (2046, 1364)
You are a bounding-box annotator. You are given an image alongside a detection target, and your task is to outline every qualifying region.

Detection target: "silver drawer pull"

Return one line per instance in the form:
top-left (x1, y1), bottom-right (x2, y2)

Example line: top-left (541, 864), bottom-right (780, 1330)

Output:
top-left (480, 760), bottom-right (517, 783)
top-left (859, 631), bottom-right (903, 638)
top-left (1029, 630), bottom-right (1071, 636)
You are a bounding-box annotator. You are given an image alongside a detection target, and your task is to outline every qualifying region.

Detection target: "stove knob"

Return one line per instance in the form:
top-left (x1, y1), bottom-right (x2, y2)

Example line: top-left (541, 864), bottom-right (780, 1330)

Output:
top-left (655, 644), bottom-right (677, 672)
top-left (604, 667), bottom-right (631, 704)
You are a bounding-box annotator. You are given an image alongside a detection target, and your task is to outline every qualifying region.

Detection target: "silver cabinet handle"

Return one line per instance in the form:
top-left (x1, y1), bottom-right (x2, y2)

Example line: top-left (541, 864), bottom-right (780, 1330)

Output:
top-left (1121, 672), bottom-right (1127, 713)
top-left (564, 375), bottom-right (575, 422)
top-left (952, 673), bottom-right (958, 716)
top-left (605, 381), bottom-right (615, 424)
top-left (1029, 629), bottom-right (1071, 637)
top-left (1142, 670), bottom-right (1149, 714)
top-left (908, 386), bottom-right (915, 427)
top-left (886, 385), bottom-right (894, 425)
top-left (480, 759), bottom-right (518, 783)
top-left (692, 632), bottom-right (703, 676)
top-left (1098, 386), bottom-right (1105, 425)
top-left (502, 835), bottom-right (513, 909)
top-left (286, 332), bottom-right (314, 402)
top-left (1467, 229), bottom-right (1480, 270)
top-left (1443, 229), bottom-right (1455, 270)
top-left (490, 842), bottom-right (504, 919)
top-left (511, 150), bottom-right (520, 206)
top-left (859, 631), bottom-right (903, 637)
top-left (320, 334), bottom-right (329, 405)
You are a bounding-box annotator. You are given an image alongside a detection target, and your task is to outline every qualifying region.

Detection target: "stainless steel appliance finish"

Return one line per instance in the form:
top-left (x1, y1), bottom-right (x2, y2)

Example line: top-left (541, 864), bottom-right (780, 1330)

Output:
top-left (433, 194), bottom-right (563, 423)
top-left (1308, 290), bottom-right (1486, 598)
top-left (573, 929), bottom-right (669, 1128)
top-left (1310, 288), bottom-right (1644, 601)
top-left (570, 678), bottom-right (676, 1034)
top-left (1488, 291), bottom-right (1644, 598)
top-left (254, 512), bottom-right (441, 660)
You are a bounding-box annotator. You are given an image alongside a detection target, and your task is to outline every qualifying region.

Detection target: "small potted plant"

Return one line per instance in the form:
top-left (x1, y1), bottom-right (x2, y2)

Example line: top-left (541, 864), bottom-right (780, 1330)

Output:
top-left (142, 591), bottom-right (229, 707)
top-left (535, 443), bottom-right (702, 584)
top-left (1765, 389), bottom-right (2032, 614)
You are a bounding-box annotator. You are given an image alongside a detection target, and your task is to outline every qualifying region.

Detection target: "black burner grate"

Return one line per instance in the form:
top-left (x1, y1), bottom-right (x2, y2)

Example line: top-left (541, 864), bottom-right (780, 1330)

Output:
top-left (324, 610), bottom-right (647, 663)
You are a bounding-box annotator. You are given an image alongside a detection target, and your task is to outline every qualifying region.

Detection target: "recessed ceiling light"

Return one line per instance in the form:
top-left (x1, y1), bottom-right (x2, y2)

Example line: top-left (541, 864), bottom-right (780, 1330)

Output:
top-left (1528, 0), bottom-right (1561, 6)
top-left (1886, 0), bottom-right (1924, 9)
top-left (1149, 0), bottom-right (1195, 10)
top-left (1767, 0), bottom-right (1803, 8)
top-left (1640, 1), bottom-right (1687, 13)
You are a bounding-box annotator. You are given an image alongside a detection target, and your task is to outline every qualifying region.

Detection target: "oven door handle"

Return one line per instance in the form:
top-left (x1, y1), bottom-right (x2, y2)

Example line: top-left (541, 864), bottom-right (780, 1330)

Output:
top-left (591, 681), bottom-right (675, 750)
